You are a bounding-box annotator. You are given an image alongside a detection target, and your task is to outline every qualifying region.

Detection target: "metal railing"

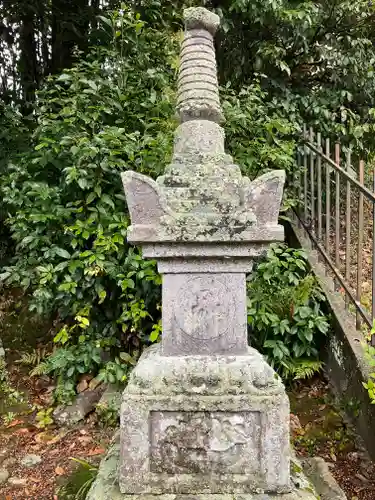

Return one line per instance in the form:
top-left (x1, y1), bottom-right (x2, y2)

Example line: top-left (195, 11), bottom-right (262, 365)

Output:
top-left (293, 125), bottom-right (375, 345)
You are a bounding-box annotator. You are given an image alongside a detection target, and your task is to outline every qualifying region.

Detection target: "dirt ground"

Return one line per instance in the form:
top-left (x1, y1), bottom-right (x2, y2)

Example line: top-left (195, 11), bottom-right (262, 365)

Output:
top-left (0, 364), bottom-right (114, 499)
top-left (290, 376), bottom-right (375, 500)
top-left (0, 372), bottom-right (374, 498)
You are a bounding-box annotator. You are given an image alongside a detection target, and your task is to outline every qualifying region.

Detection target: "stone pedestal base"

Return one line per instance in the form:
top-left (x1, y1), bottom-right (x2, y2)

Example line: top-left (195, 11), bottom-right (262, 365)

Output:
top-left (86, 435), bottom-right (329, 500)
top-left (119, 345), bottom-right (290, 495)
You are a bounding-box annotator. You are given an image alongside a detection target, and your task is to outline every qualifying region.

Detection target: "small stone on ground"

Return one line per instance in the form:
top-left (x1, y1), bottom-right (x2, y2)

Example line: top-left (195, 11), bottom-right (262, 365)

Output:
top-left (21, 454), bottom-right (42, 467)
top-left (0, 468), bottom-right (9, 484)
top-left (8, 477), bottom-right (27, 487)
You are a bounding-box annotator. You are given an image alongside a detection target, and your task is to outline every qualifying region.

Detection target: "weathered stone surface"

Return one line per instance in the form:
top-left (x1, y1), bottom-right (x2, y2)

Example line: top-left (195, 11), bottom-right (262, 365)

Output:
top-left (122, 6), bottom-right (286, 246)
top-left (88, 437), bottom-right (322, 500)
top-left (177, 8), bottom-right (223, 124)
top-left (118, 5), bottom-right (290, 498)
top-left (162, 273), bottom-right (248, 355)
top-left (119, 346), bottom-right (290, 495)
top-left (302, 458), bottom-right (346, 500)
top-left (142, 243), bottom-right (270, 259)
top-left (8, 477), bottom-right (27, 487)
top-left (0, 468), bottom-right (9, 484)
top-left (128, 345), bottom-right (283, 396)
top-left (21, 454), bottom-right (42, 467)
top-left (54, 385), bottom-right (105, 426)
top-left (121, 171), bottom-right (168, 227)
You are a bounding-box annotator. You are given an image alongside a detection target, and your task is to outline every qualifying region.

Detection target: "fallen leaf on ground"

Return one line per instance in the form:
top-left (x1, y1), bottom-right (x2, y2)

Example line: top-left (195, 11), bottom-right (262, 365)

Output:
top-left (78, 436), bottom-right (92, 444)
top-left (34, 432), bottom-right (56, 443)
top-left (6, 419), bottom-right (24, 428)
top-left (86, 447), bottom-right (105, 456)
top-left (55, 466), bottom-right (65, 476)
top-left (14, 427), bottom-right (31, 435)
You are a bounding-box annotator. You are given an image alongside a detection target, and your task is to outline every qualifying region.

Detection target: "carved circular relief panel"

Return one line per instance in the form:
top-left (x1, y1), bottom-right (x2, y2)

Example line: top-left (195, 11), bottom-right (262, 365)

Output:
top-left (174, 276), bottom-right (234, 340)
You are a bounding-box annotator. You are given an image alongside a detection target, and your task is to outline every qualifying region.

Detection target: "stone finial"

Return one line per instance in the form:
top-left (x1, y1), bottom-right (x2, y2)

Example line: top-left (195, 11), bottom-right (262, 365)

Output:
top-left (177, 7), bottom-right (224, 124)
top-left (183, 7), bottom-right (220, 34)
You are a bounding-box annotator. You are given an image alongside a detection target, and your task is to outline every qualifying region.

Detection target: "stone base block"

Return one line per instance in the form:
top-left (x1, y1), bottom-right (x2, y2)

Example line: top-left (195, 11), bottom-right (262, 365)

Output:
top-left (119, 345), bottom-right (290, 495)
top-left (86, 436), bottom-right (328, 500)
top-left (115, 495), bottom-right (317, 499)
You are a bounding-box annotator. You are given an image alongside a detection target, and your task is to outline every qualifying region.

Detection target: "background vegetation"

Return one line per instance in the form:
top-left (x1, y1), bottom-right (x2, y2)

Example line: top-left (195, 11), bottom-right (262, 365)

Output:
top-left (3, 0), bottom-right (374, 401)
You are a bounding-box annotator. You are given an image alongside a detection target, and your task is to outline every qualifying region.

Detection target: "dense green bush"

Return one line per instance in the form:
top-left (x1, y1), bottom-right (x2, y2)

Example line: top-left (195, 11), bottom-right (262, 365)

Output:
top-left (212, 0), bottom-right (375, 152)
top-left (248, 244), bottom-right (329, 380)
top-left (0, 102), bottom-right (31, 263)
top-left (222, 82), bottom-right (297, 211)
top-left (1, 8), bottom-right (177, 401)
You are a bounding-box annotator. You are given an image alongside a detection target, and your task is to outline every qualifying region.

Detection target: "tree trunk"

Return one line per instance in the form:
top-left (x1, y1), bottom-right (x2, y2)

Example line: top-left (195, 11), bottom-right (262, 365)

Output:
top-left (50, 0), bottom-right (90, 74)
top-left (18, 5), bottom-right (38, 111)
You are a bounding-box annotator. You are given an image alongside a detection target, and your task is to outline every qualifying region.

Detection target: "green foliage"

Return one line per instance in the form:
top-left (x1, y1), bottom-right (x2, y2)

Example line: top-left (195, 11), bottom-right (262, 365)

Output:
top-left (57, 458), bottom-right (98, 500)
top-left (213, 0), bottom-right (375, 152)
top-left (0, 359), bottom-right (25, 412)
top-left (1, 8), bottom-right (177, 402)
top-left (0, 102), bottom-right (31, 263)
top-left (363, 327), bottom-right (375, 403)
top-left (221, 82), bottom-right (298, 211)
top-left (96, 391), bottom-right (122, 428)
top-left (2, 411), bottom-right (17, 425)
top-left (16, 347), bottom-right (49, 368)
top-left (35, 407), bottom-right (54, 428)
top-left (222, 83), bottom-right (296, 177)
top-left (247, 244), bottom-right (329, 380)
top-left (0, 366), bottom-right (27, 429)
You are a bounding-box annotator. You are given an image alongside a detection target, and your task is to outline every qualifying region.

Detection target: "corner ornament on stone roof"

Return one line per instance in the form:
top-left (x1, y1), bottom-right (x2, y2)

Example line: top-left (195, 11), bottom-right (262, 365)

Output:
top-left (122, 7), bottom-right (285, 244)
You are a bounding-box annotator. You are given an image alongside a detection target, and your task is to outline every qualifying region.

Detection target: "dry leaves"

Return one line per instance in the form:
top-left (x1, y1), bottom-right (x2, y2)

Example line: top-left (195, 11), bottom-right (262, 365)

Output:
top-left (86, 447), bottom-right (105, 456)
top-left (54, 466), bottom-right (65, 476)
top-left (6, 419), bottom-right (24, 428)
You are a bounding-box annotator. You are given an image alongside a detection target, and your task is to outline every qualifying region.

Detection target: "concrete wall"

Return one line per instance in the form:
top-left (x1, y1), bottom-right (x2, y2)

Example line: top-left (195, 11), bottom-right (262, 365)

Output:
top-left (287, 217), bottom-right (375, 460)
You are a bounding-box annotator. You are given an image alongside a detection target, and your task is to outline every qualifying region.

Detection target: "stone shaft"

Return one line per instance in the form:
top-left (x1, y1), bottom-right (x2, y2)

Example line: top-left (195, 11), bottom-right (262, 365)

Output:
top-left (160, 266), bottom-right (249, 356)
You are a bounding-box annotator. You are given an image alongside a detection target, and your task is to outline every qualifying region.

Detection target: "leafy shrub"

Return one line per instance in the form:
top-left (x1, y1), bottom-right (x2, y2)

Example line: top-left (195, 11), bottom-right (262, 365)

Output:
top-left (222, 82), bottom-right (298, 212)
top-left (0, 359), bottom-right (25, 414)
top-left (363, 327), bottom-right (375, 404)
top-left (1, 8), bottom-right (176, 401)
top-left (223, 83), bottom-right (297, 179)
top-left (57, 458), bottom-right (98, 500)
top-left (247, 244), bottom-right (330, 380)
top-left (213, 0), bottom-right (375, 152)
top-left (0, 102), bottom-right (30, 263)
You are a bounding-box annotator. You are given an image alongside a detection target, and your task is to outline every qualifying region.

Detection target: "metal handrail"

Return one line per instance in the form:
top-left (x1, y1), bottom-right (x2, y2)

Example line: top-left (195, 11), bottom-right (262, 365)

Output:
top-left (304, 139), bottom-right (375, 203)
top-left (293, 210), bottom-right (372, 329)
top-left (296, 127), bottom-right (375, 345)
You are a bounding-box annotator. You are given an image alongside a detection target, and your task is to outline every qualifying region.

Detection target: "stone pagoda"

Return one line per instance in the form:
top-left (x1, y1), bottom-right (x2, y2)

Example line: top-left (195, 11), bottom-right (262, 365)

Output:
top-left (87, 7), bottom-right (326, 500)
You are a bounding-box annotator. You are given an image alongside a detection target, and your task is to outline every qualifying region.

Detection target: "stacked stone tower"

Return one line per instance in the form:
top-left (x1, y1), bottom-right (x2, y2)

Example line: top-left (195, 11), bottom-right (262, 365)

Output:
top-left (118, 7), bottom-right (291, 497)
